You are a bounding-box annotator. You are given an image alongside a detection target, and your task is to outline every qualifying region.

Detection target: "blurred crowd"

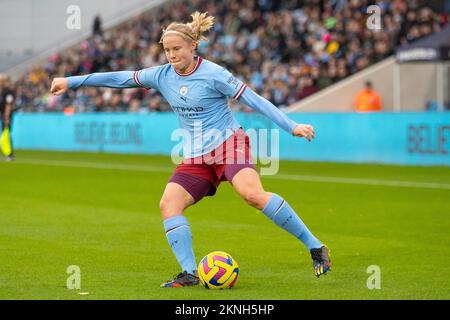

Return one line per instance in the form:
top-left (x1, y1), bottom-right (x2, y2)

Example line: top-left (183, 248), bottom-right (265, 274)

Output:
top-left (8, 0), bottom-right (449, 113)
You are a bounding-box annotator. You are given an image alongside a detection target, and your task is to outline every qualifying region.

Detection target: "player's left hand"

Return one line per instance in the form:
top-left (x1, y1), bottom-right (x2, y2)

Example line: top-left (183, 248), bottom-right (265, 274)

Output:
top-left (292, 124), bottom-right (315, 142)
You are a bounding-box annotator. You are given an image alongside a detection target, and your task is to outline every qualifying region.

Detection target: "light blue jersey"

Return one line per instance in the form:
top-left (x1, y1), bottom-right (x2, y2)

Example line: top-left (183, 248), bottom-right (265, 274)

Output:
top-left (68, 56), bottom-right (298, 158)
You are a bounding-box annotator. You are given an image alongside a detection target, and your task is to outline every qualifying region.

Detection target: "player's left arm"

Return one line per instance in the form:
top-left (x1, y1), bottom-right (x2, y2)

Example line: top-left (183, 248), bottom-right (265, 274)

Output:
top-left (239, 87), bottom-right (315, 142)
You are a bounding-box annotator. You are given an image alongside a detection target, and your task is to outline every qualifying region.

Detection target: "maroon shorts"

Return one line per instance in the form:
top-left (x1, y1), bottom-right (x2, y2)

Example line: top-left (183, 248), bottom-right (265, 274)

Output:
top-left (168, 128), bottom-right (257, 203)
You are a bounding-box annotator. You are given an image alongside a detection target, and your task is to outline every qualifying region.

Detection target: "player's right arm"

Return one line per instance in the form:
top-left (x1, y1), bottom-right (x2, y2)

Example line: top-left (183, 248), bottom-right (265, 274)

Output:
top-left (51, 71), bottom-right (137, 95)
top-left (51, 68), bottom-right (161, 95)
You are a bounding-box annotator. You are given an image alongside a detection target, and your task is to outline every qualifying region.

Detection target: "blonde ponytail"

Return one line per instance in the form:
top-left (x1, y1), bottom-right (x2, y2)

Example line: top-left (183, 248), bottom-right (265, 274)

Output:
top-left (159, 11), bottom-right (214, 44)
top-left (187, 11), bottom-right (215, 42)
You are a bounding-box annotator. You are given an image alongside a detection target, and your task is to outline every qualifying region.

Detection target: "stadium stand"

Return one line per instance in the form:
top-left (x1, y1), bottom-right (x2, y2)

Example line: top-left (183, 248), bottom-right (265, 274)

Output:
top-left (7, 0), bottom-right (449, 113)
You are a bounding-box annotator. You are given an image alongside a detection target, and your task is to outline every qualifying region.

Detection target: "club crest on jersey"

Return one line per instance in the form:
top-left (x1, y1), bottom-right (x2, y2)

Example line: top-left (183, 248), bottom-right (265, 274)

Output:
top-left (179, 86), bottom-right (188, 96)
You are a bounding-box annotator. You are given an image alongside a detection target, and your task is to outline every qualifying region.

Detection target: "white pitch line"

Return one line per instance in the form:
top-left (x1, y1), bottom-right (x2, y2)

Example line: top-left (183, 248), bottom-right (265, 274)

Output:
top-left (265, 173), bottom-right (450, 190)
top-left (13, 158), bottom-right (174, 173)
top-left (9, 158), bottom-right (450, 190)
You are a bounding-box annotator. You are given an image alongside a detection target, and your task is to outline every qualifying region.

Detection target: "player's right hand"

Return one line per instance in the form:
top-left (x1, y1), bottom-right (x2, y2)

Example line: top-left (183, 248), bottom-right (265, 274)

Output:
top-left (50, 77), bottom-right (68, 95)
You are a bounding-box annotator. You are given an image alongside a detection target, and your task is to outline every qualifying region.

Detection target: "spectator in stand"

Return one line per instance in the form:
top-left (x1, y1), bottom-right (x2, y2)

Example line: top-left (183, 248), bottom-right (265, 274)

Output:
top-left (296, 76), bottom-right (320, 101)
top-left (93, 15), bottom-right (103, 37)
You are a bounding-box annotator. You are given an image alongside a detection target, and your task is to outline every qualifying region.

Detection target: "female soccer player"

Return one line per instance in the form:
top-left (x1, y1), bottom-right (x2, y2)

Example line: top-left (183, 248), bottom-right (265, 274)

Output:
top-left (51, 12), bottom-right (331, 287)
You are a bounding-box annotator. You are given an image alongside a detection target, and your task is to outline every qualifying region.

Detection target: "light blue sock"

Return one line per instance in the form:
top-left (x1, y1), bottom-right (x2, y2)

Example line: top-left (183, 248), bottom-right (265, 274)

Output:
top-left (262, 194), bottom-right (322, 250)
top-left (163, 215), bottom-right (197, 274)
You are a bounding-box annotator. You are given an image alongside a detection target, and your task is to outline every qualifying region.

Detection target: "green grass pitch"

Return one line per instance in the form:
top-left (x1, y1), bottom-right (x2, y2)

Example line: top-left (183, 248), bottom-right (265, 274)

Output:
top-left (0, 150), bottom-right (449, 299)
